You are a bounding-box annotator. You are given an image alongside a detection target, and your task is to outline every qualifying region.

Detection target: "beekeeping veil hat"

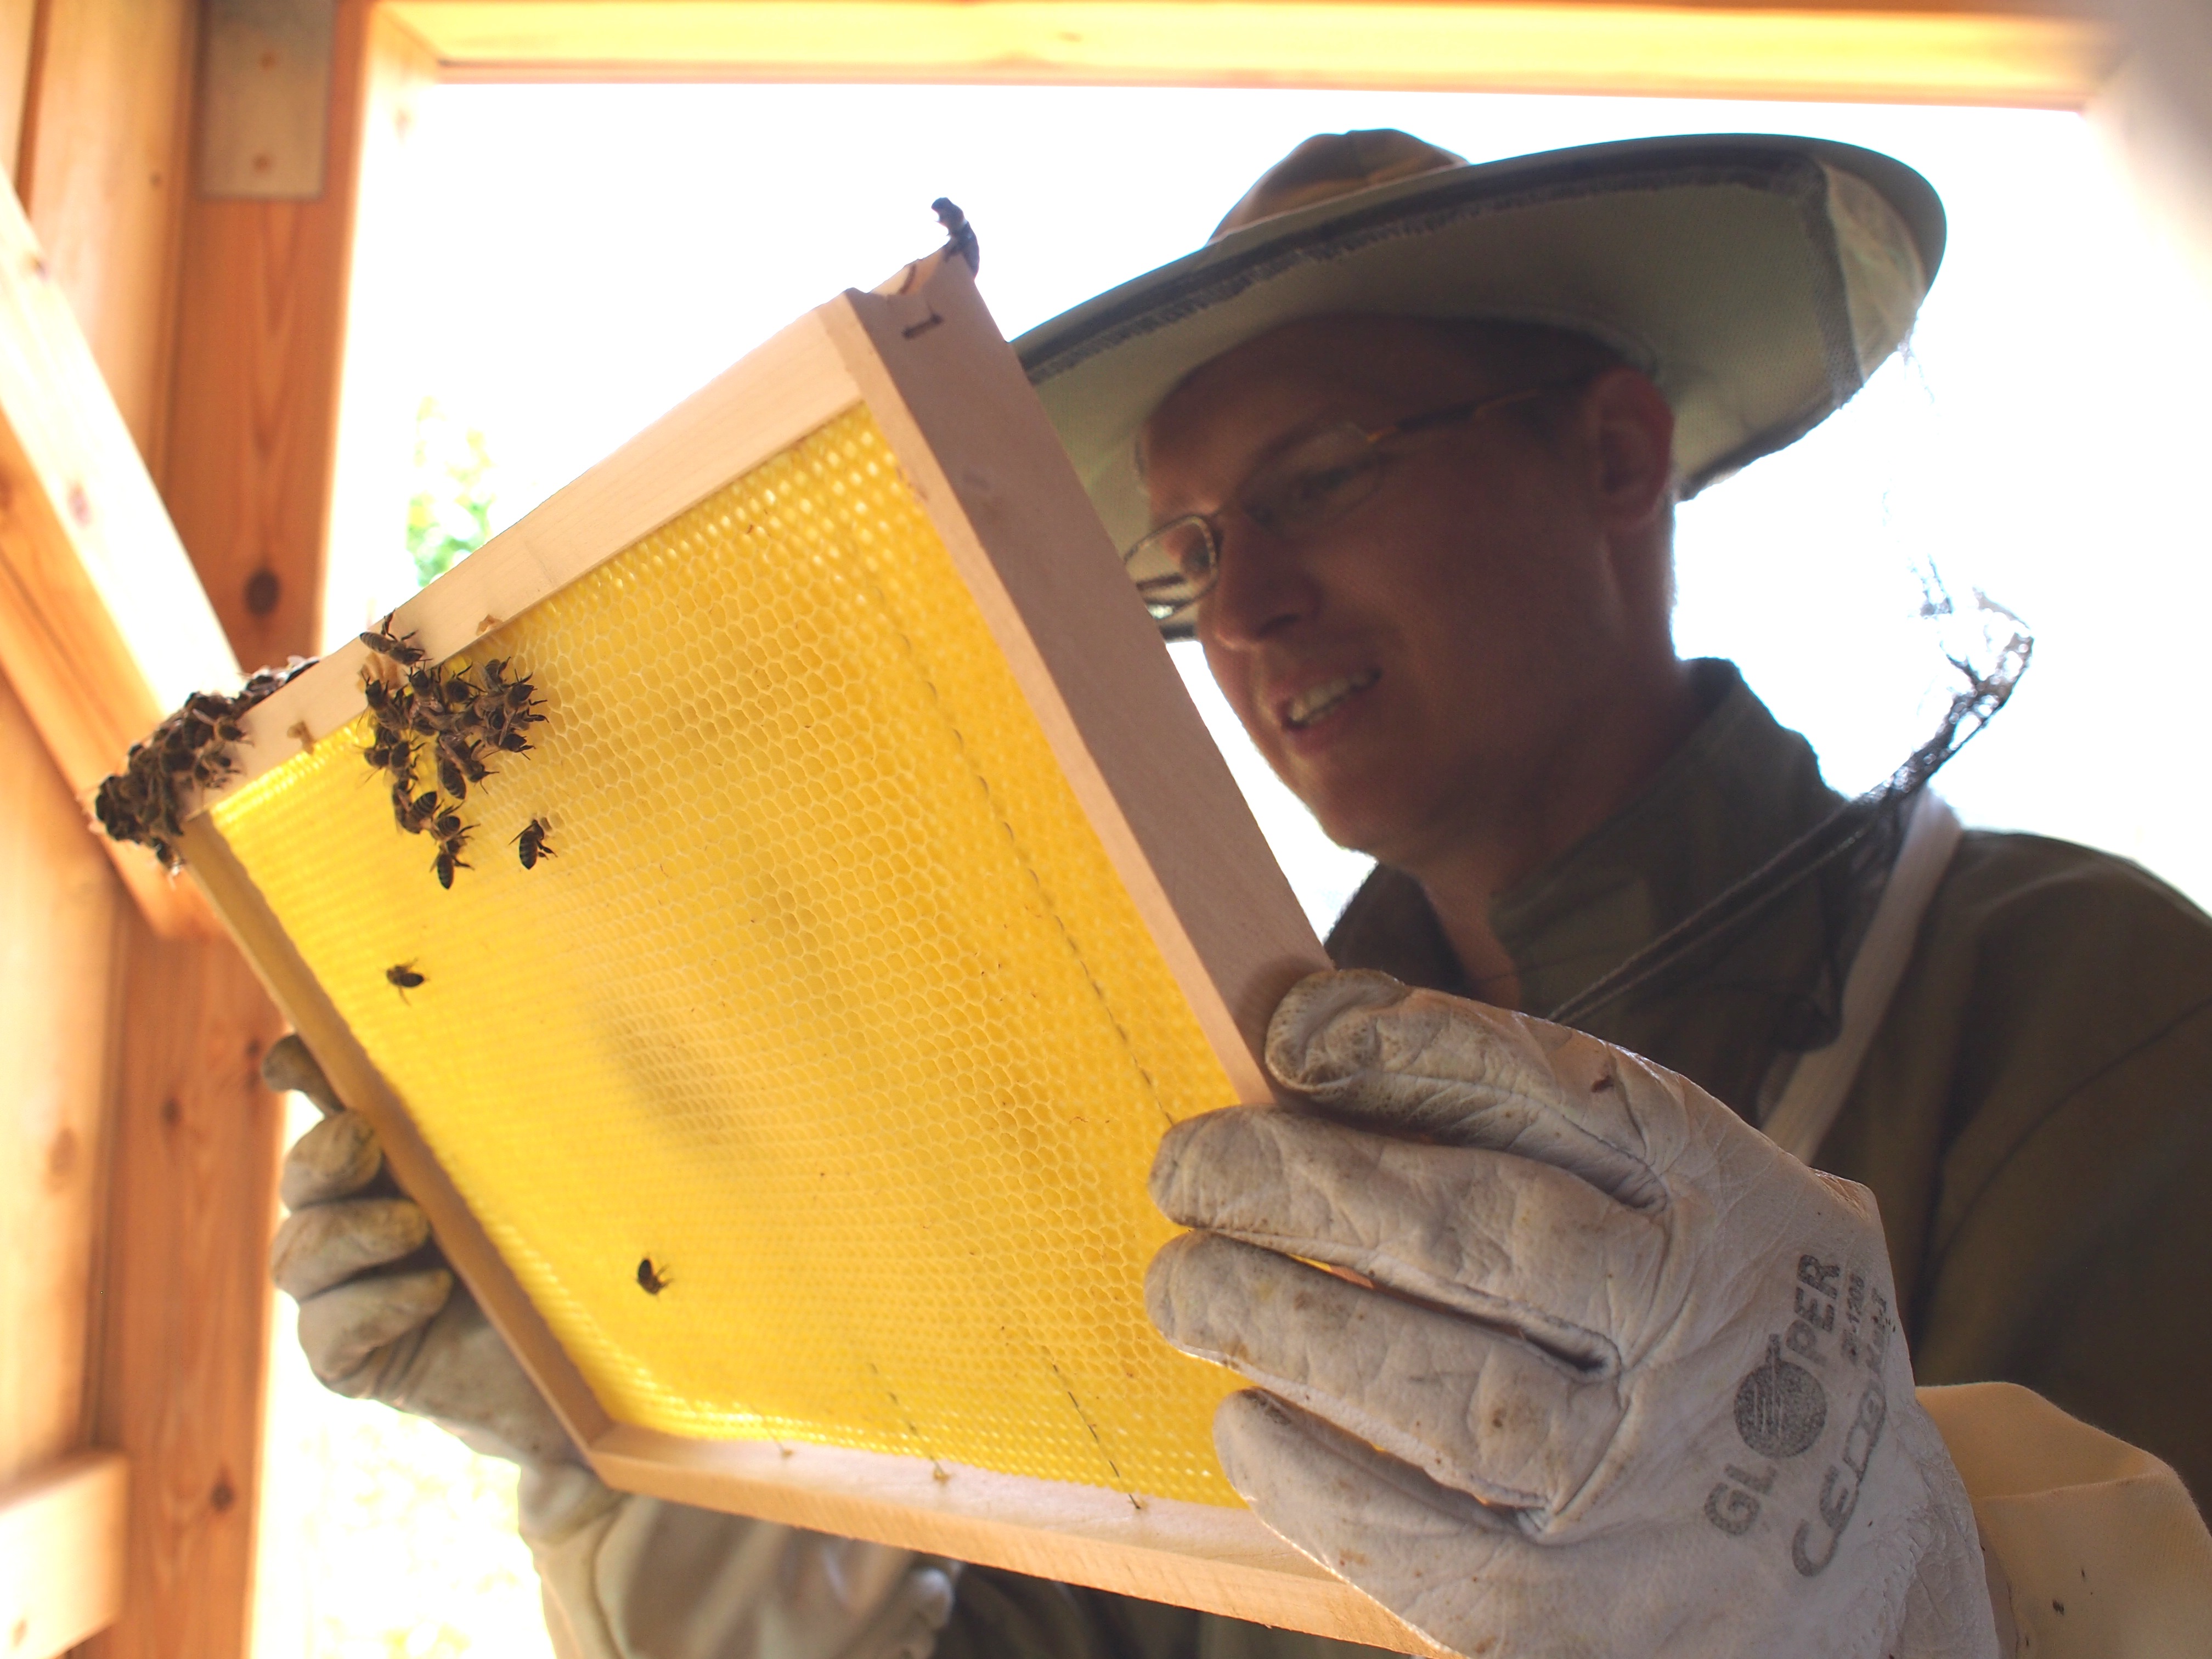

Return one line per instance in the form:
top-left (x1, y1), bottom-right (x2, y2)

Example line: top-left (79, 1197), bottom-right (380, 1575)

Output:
top-left (1014, 128), bottom-right (1944, 594)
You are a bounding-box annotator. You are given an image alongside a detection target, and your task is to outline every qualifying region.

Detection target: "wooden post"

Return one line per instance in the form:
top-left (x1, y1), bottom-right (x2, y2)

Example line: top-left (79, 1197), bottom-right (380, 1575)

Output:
top-left (77, 6), bottom-right (378, 1657)
top-left (159, 0), bottom-right (375, 671)
top-left (0, 4), bottom-right (377, 1657)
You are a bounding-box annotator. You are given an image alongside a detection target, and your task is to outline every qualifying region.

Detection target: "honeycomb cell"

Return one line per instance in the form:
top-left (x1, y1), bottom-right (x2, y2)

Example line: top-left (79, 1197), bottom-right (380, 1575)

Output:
top-left (211, 407), bottom-right (1244, 1505)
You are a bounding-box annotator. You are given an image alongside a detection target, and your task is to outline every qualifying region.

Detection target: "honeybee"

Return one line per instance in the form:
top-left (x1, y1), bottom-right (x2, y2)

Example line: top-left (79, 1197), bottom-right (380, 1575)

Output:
top-left (385, 962), bottom-right (426, 1001)
top-left (512, 817), bottom-right (554, 869)
top-left (94, 777), bottom-right (144, 842)
top-left (933, 196), bottom-right (979, 274)
top-left (636, 1258), bottom-right (672, 1295)
top-left (432, 849), bottom-right (470, 890)
top-left (436, 736), bottom-right (492, 794)
top-left (360, 613), bottom-right (427, 666)
top-left (392, 786), bottom-right (437, 834)
top-left (363, 736), bottom-right (410, 776)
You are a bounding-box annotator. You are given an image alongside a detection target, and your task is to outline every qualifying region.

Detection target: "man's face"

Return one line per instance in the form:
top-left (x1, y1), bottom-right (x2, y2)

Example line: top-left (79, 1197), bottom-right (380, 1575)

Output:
top-left (1141, 315), bottom-right (1661, 870)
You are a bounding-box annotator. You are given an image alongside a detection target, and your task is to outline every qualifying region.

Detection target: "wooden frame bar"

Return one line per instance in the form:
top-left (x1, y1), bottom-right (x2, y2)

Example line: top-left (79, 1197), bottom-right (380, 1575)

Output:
top-left (178, 248), bottom-right (1389, 1641)
top-left (380, 0), bottom-right (2118, 109)
top-left (0, 1451), bottom-right (129, 1659)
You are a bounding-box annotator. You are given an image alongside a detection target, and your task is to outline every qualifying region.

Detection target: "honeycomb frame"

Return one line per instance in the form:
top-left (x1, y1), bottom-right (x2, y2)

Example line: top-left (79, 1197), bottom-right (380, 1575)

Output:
top-left (172, 253), bottom-right (1446, 1647)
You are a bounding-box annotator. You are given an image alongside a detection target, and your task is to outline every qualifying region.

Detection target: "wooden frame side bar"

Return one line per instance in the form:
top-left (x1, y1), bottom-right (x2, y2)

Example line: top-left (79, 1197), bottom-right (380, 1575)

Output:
top-left (380, 1), bottom-right (2118, 109)
top-left (0, 1451), bottom-right (130, 1659)
top-left (0, 176), bottom-right (235, 938)
top-left (591, 1426), bottom-right (1450, 1656)
top-left (823, 255), bottom-right (1327, 1091)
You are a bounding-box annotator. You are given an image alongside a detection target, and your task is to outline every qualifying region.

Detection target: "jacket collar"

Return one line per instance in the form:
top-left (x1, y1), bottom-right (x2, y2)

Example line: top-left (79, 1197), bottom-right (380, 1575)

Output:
top-left (1326, 660), bottom-right (1851, 1107)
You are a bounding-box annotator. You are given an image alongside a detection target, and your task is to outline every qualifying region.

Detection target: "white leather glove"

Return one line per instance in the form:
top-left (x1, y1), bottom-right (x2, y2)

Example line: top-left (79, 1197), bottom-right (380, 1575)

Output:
top-left (1146, 970), bottom-right (1999, 1659)
top-left (266, 1034), bottom-right (579, 1468)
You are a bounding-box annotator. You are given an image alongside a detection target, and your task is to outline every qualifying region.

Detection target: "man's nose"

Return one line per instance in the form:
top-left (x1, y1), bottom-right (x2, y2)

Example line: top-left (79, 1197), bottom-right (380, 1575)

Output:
top-left (1198, 517), bottom-right (1321, 648)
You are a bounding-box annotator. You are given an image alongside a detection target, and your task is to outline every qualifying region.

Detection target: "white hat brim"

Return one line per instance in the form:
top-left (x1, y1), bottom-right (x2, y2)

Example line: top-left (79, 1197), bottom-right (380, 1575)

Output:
top-left (1014, 133), bottom-right (1944, 581)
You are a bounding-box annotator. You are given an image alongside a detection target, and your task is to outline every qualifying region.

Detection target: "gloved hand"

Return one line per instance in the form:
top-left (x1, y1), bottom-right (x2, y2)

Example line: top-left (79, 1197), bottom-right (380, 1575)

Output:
top-left (264, 1034), bottom-right (579, 1468)
top-left (1146, 970), bottom-right (1999, 1659)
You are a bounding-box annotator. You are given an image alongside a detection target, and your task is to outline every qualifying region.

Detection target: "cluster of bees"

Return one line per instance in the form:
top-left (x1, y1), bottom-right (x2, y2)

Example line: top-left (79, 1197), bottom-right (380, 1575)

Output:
top-left (92, 659), bottom-right (313, 870)
top-left (358, 617), bottom-right (552, 889)
top-left (358, 620), bottom-right (663, 1296)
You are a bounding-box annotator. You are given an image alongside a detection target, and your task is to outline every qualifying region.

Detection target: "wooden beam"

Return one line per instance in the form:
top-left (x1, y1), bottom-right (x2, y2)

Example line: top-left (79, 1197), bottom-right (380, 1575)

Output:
top-left (0, 172), bottom-right (236, 938)
top-left (75, 8), bottom-right (380, 1656)
top-left (0, 1451), bottom-right (130, 1659)
top-left (14, 0), bottom-right (196, 462)
top-left (0, 668), bottom-right (123, 1489)
top-left (0, 0), bottom-right (36, 187)
top-left (160, 0), bottom-right (374, 672)
top-left (83, 917), bottom-right (287, 1659)
top-left (380, 0), bottom-right (2119, 108)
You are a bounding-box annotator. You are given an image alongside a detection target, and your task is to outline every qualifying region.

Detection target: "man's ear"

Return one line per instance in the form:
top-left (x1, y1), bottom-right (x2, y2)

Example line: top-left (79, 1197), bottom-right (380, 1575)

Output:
top-left (1581, 368), bottom-right (1677, 532)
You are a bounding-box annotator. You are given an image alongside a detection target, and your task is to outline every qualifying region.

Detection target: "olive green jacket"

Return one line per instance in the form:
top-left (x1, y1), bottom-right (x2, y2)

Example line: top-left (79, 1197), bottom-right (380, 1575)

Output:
top-left (1327, 660), bottom-right (2212, 1505)
top-left (938, 661), bottom-right (2212, 1658)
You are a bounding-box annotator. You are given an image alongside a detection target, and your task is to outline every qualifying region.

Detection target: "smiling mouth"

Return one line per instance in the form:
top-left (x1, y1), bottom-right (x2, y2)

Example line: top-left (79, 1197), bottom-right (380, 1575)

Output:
top-left (1283, 669), bottom-right (1380, 731)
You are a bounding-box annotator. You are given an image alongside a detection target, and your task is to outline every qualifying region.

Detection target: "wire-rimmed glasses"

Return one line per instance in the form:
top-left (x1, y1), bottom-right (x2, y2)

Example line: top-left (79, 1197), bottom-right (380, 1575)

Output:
top-left (1124, 382), bottom-right (1574, 624)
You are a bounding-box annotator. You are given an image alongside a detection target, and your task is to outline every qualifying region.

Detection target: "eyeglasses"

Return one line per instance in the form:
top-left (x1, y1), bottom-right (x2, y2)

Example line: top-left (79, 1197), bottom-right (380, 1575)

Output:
top-left (1124, 382), bottom-right (1574, 624)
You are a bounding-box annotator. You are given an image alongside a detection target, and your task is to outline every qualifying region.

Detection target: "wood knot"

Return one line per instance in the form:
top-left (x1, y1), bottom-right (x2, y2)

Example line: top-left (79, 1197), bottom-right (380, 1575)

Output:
top-left (44, 1126), bottom-right (78, 1187)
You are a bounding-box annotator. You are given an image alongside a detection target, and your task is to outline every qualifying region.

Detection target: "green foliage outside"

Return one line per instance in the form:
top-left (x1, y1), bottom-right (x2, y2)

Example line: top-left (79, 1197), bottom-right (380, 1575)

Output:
top-left (408, 397), bottom-right (498, 588)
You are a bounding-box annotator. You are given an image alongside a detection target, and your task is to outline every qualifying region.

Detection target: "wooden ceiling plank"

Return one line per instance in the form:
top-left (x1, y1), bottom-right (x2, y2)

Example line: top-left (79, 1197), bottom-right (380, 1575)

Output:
top-left (382, 1), bottom-right (2118, 108)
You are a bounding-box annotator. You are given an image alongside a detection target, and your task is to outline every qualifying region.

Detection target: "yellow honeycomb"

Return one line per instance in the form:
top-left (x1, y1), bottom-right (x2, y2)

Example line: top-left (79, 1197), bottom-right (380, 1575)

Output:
top-left (213, 407), bottom-right (1245, 1505)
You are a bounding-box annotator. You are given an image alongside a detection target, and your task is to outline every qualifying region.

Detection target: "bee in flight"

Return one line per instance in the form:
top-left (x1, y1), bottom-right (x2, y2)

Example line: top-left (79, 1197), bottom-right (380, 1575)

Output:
top-left (385, 962), bottom-right (426, 1001)
top-left (636, 1257), bottom-right (672, 1296)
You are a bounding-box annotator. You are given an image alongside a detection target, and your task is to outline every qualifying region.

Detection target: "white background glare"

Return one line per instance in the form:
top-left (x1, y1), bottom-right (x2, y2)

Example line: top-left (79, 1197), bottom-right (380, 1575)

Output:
top-left (261, 81), bottom-right (2212, 1659)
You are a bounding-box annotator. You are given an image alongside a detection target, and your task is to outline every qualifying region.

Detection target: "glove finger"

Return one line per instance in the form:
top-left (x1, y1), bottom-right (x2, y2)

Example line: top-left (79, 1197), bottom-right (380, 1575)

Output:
top-left (263, 1032), bottom-right (346, 1115)
top-left (1152, 1107), bottom-right (1660, 1373)
top-left (1213, 1390), bottom-right (1526, 1656)
top-left (1267, 970), bottom-right (1666, 1208)
top-left (271, 1196), bottom-right (432, 1299)
top-left (1148, 1231), bottom-right (1620, 1519)
top-left (388, 1288), bottom-right (580, 1468)
top-left (279, 1109), bottom-right (385, 1208)
top-left (297, 1265), bottom-right (453, 1388)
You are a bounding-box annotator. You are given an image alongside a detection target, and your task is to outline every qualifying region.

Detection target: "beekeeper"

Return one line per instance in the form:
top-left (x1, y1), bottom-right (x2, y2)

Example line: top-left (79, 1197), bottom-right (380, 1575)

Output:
top-left (268, 131), bottom-right (2212, 1659)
